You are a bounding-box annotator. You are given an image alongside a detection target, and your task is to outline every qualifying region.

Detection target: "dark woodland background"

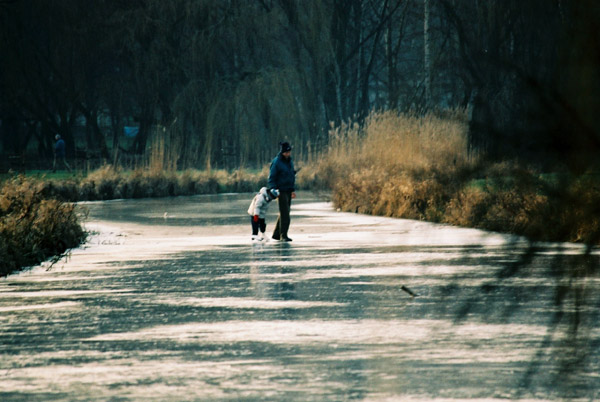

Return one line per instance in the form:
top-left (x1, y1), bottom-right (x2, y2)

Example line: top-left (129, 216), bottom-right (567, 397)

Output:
top-left (1, 0), bottom-right (599, 171)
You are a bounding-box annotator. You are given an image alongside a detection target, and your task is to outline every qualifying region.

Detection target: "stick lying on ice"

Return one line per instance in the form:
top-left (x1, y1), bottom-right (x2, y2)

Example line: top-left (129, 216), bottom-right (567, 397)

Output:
top-left (401, 285), bottom-right (418, 297)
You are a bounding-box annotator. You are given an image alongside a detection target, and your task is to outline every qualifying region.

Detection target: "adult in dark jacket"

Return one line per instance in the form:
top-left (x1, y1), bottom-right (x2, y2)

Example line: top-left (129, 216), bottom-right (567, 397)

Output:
top-left (52, 134), bottom-right (71, 172)
top-left (268, 141), bottom-right (296, 241)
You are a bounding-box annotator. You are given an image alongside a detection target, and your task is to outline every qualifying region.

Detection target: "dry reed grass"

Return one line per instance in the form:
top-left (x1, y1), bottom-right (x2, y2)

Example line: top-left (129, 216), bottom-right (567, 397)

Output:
top-left (310, 109), bottom-right (475, 218)
top-left (309, 109), bottom-right (600, 244)
top-left (444, 168), bottom-right (600, 243)
top-left (320, 109), bottom-right (472, 176)
top-left (37, 165), bottom-right (271, 202)
top-left (0, 176), bottom-right (85, 276)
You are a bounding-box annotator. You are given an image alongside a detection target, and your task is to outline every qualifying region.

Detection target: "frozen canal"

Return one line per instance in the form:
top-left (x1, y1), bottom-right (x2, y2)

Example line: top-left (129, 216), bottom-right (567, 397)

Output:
top-left (1, 193), bottom-right (599, 401)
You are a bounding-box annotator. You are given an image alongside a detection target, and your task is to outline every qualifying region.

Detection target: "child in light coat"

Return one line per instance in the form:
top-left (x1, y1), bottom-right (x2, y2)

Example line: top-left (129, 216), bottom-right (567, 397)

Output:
top-left (248, 187), bottom-right (280, 241)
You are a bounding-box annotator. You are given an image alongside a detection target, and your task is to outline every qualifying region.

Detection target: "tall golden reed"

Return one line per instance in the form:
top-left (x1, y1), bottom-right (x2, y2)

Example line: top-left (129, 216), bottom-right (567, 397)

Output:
top-left (309, 108), bottom-right (600, 244)
top-left (309, 109), bottom-right (475, 218)
top-left (321, 109), bottom-right (472, 176)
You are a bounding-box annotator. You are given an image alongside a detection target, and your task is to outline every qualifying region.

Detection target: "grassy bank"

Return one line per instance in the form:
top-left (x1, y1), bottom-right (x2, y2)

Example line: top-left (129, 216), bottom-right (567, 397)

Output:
top-left (0, 176), bottom-right (86, 276)
top-left (307, 109), bottom-right (600, 245)
top-left (29, 166), bottom-right (272, 202)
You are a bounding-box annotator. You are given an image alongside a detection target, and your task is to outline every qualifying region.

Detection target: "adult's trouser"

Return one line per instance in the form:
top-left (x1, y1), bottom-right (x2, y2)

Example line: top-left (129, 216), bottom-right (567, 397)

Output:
top-left (272, 190), bottom-right (292, 240)
top-left (53, 155), bottom-right (71, 171)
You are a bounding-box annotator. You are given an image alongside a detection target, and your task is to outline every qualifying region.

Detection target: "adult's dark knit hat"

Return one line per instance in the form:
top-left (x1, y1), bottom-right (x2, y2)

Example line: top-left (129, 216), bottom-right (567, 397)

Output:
top-left (280, 142), bottom-right (292, 153)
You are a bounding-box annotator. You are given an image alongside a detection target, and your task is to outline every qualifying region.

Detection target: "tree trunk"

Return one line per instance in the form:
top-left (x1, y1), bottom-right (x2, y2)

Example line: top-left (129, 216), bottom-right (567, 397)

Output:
top-left (80, 105), bottom-right (109, 160)
top-left (132, 119), bottom-right (150, 156)
top-left (385, 15), bottom-right (398, 109)
top-left (424, 0), bottom-right (432, 109)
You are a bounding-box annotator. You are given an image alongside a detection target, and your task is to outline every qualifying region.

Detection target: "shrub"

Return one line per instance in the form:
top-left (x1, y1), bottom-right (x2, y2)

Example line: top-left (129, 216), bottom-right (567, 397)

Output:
top-left (0, 176), bottom-right (86, 276)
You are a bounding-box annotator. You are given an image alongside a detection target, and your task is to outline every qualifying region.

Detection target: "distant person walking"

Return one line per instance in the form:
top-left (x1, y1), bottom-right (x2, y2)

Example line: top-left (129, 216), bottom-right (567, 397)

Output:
top-left (52, 134), bottom-right (71, 172)
top-left (268, 141), bottom-right (296, 241)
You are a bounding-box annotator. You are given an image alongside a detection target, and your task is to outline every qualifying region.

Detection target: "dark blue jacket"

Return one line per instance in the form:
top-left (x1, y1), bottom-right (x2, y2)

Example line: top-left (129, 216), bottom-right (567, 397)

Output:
top-left (268, 153), bottom-right (295, 192)
top-left (55, 139), bottom-right (66, 157)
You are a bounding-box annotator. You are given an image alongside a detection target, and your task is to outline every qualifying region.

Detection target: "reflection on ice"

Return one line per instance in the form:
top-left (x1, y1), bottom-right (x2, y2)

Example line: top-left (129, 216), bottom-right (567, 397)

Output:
top-left (90, 319), bottom-right (432, 343)
top-left (0, 301), bottom-right (80, 313)
top-left (88, 318), bottom-right (546, 357)
top-left (300, 264), bottom-right (486, 280)
top-left (0, 289), bottom-right (134, 298)
top-left (153, 296), bottom-right (344, 309)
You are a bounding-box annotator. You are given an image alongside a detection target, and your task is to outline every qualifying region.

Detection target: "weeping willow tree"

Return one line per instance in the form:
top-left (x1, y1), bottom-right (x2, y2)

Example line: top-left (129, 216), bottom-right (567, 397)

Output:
top-left (166, 67), bottom-right (321, 169)
top-left (154, 0), bottom-right (336, 170)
